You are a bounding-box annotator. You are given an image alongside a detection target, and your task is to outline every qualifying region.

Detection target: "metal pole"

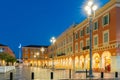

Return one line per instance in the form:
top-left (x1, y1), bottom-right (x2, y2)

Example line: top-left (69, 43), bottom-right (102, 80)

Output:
top-left (73, 55), bottom-right (75, 72)
top-left (52, 52), bottom-right (54, 70)
top-left (50, 37), bottom-right (56, 71)
top-left (31, 72), bottom-right (34, 79)
top-left (18, 43), bottom-right (21, 63)
top-left (50, 72), bottom-right (53, 79)
top-left (115, 72), bottom-right (118, 78)
top-left (69, 69), bottom-right (71, 79)
top-left (101, 72), bottom-right (104, 78)
top-left (86, 69), bottom-right (88, 78)
top-left (10, 72), bottom-right (13, 80)
top-left (89, 16), bottom-right (93, 77)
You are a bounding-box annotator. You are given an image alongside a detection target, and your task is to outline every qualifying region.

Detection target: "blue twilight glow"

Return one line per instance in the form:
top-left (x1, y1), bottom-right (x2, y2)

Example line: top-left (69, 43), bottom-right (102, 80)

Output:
top-left (0, 0), bottom-right (109, 58)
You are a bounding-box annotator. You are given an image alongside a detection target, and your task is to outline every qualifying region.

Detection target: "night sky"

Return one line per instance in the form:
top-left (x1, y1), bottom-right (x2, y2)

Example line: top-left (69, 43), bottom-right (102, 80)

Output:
top-left (0, 0), bottom-right (109, 58)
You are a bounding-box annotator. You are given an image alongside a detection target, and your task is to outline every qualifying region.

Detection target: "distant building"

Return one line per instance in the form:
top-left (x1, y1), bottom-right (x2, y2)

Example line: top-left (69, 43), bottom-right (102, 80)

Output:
top-left (0, 43), bottom-right (15, 66)
top-left (0, 44), bottom-right (15, 57)
top-left (22, 45), bottom-right (48, 67)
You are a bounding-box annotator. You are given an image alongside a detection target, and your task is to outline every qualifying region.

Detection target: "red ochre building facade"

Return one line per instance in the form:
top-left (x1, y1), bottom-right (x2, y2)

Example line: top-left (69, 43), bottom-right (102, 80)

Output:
top-left (22, 0), bottom-right (120, 72)
top-left (0, 44), bottom-right (15, 65)
top-left (0, 44), bottom-right (15, 57)
top-left (22, 45), bottom-right (49, 67)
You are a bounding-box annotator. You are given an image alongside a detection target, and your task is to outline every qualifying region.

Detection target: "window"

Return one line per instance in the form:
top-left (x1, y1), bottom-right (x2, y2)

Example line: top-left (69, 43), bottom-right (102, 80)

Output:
top-left (70, 36), bottom-right (73, 42)
top-left (102, 13), bottom-right (109, 26)
top-left (67, 47), bottom-right (69, 52)
top-left (75, 43), bottom-right (78, 51)
top-left (25, 51), bottom-right (28, 54)
top-left (75, 33), bottom-right (79, 39)
top-left (64, 39), bottom-right (66, 45)
top-left (93, 21), bottom-right (98, 30)
top-left (30, 54), bottom-right (33, 59)
top-left (0, 48), bottom-right (4, 52)
top-left (70, 46), bottom-right (72, 52)
top-left (65, 48), bottom-right (67, 53)
top-left (25, 48), bottom-right (28, 52)
top-left (25, 55), bottom-right (28, 59)
top-left (103, 30), bottom-right (109, 44)
top-left (80, 29), bottom-right (84, 37)
top-left (86, 38), bottom-right (90, 46)
top-left (94, 35), bottom-right (98, 46)
top-left (80, 41), bottom-right (83, 50)
top-left (86, 26), bottom-right (89, 34)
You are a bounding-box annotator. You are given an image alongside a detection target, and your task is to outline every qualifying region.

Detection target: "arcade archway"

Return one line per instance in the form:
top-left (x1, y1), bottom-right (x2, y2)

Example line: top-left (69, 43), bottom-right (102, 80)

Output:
top-left (68, 57), bottom-right (72, 69)
top-left (93, 53), bottom-right (100, 71)
top-left (85, 54), bottom-right (90, 69)
top-left (75, 56), bottom-right (79, 69)
top-left (102, 51), bottom-right (111, 72)
top-left (80, 55), bottom-right (84, 70)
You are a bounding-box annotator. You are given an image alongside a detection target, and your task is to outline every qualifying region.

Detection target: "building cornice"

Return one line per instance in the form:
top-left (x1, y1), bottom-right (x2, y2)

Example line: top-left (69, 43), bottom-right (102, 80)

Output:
top-left (73, 0), bottom-right (120, 32)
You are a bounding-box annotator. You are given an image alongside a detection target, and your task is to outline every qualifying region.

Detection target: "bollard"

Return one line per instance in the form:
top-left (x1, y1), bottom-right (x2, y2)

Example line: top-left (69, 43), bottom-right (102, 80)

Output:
top-left (69, 69), bottom-right (71, 79)
top-left (31, 72), bottom-right (34, 80)
top-left (115, 72), bottom-right (118, 78)
top-left (86, 69), bottom-right (87, 78)
top-left (10, 72), bottom-right (13, 80)
top-left (101, 72), bottom-right (104, 78)
top-left (50, 72), bottom-right (53, 79)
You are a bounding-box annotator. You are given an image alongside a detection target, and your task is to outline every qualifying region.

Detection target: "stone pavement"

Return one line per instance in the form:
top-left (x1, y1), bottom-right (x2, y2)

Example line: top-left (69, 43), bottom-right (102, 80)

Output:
top-left (0, 66), bottom-right (119, 80)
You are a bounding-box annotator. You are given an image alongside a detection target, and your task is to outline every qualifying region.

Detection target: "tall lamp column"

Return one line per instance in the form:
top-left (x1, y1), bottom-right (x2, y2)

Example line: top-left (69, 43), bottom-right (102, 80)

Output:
top-left (36, 52), bottom-right (39, 67)
top-left (40, 47), bottom-right (45, 67)
top-left (18, 43), bottom-right (21, 64)
top-left (84, 0), bottom-right (98, 77)
top-left (50, 37), bottom-right (56, 70)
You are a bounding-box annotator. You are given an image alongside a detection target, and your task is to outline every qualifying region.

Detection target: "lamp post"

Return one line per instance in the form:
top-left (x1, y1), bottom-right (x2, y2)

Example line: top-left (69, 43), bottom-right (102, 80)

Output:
top-left (18, 43), bottom-right (21, 65)
top-left (50, 37), bottom-right (56, 70)
top-left (40, 47), bottom-right (45, 67)
top-left (84, 0), bottom-right (98, 77)
top-left (34, 55), bottom-right (36, 67)
top-left (36, 52), bottom-right (39, 67)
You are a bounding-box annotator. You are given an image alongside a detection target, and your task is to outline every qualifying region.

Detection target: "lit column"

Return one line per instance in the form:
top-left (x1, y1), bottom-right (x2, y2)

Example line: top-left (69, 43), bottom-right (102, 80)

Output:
top-left (36, 52), bottom-right (39, 67)
top-left (84, 0), bottom-right (98, 77)
top-left (34, 55), bottom-right (36, 67)
top-left (18, 43), bottom-right (21, 64)
top-left (40, 47), bottom-right (45, 67)
top-left (50, 37), bottom-right (56, 70)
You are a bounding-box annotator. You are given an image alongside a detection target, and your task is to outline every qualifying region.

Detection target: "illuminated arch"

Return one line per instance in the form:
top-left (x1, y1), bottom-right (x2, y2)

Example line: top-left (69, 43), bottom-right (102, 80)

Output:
top-left (80, 55), bottom-right (84, 69)
top-left (63, 58), bottom-right (66, 67)
top-left (65, 58), bottom-right (68, 68)
top-left (93, 53), bottom-right (100, 71)
top-left (102, 51), bottom-right (111, 71)
top-left (75, 56), bottom-right (79, 69)
top-left (68, 57), bottom-right (72, 69)
top-left (85, 54), bottom-right (90, 69)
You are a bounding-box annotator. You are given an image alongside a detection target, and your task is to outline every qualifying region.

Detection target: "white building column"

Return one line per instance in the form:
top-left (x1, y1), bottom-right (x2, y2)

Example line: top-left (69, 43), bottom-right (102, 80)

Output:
top-left (111, 56), bottom-right (120, 72)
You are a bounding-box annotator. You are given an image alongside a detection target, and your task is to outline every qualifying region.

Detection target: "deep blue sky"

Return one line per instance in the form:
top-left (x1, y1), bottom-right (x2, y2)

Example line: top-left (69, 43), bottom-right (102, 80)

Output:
top-left (0, 0), bottom-right (109, 58)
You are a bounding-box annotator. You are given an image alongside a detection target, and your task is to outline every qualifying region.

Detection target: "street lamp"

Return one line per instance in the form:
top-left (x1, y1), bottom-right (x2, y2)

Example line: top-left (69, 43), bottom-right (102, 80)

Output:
top-left (50, 37), bottom-right (56, 70)
top-left (34, 55), bottom-right (36, 67)
top-left (18, 43), bottom-right (21, 66)
top-left (40, 47), bottom-right (45, 67)
top-left (41, 47), bottom-right (45, 54)
top-left (84, 0), bottom-right (98, 77)
top-left (34, 55), bottom-right (36, 58)
top-left (36, 52), bottom-right (39, 67)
